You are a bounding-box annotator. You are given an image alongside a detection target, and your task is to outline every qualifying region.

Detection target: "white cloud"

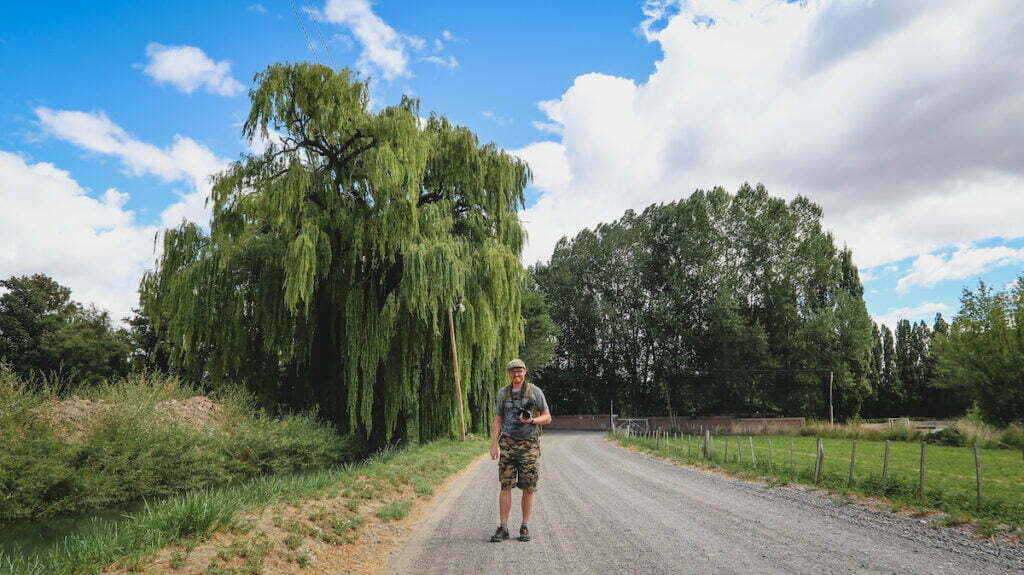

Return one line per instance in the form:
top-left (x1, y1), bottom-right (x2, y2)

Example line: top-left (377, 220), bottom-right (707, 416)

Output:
top-left (320, 0), bottom-right (410, 80)
top-left (142, 43), bottom-right (244, 97)
top-left (509, 142), bottom-right (571, 198)
top-left (896, 245), bottom-right (1024, 293)
top-left (442, 30), bottom-right (455, 42)
top-left (517, 1), bottom-right (1024, 268)
top-left (247, 4), bottom-right (267, 14)
top-left (421, 55), bottom-right (459, 70)
top-left (874, 302), bottom-right (950, 330)
top-left (404, 34), bottom-right (426, 51)
top-left (36, 107), bottom-right (228, 227)
top-left (0, 151), bottom-right (158, 321)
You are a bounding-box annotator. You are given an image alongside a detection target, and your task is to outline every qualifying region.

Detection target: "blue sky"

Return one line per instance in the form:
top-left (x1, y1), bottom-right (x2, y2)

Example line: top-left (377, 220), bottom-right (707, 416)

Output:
top-left (2, 0), bottom-right (1023, 326)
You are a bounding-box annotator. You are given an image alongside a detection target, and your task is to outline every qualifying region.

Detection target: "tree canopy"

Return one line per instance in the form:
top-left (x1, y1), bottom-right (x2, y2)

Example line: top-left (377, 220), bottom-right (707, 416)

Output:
top-left (934, 279), bottom-right (1024, 425)
top-left (0, 274), bottom-right (130, 386)
top-left (141, 64), bottom-right (529, 446)
top-left (532, 185), bottom-right (874, 420)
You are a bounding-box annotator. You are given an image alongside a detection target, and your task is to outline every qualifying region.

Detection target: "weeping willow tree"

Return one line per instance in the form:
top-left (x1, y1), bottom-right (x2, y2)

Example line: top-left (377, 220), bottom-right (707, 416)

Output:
top-left (140, 63), bottom-right (528, 446)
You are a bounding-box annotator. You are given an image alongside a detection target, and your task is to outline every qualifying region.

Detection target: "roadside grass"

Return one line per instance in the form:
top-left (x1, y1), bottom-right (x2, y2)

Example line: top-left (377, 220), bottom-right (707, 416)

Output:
top-left (0, 437), bottom-right (487, 575)
top-left (612, 433), bottom-right (1024, 528)
top-left (0, 367), bottom-right (356, 522)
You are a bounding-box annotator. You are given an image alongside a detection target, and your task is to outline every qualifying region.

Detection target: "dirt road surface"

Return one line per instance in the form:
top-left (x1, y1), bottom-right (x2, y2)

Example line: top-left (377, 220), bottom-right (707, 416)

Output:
top-left (390, 431), bottom-right (1024, 574)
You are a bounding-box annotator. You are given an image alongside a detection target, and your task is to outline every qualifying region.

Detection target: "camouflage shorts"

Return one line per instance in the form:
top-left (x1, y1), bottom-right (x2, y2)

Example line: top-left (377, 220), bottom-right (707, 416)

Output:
top-left (498, 435), bottom-right (540, 492)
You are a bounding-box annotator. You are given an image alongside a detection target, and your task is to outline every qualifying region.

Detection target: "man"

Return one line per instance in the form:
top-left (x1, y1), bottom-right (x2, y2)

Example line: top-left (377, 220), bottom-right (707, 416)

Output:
top-left (489, 358), bottom-right (552, 543)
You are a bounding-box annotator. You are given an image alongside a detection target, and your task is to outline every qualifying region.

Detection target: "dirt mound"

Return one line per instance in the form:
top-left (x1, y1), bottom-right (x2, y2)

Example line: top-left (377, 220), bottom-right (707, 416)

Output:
top-left (156, 396), bottom-right (224, 430)
top-left (47, 395), bottom-right (224, 441)
top-left (47, 396), bottom-right (109, 441)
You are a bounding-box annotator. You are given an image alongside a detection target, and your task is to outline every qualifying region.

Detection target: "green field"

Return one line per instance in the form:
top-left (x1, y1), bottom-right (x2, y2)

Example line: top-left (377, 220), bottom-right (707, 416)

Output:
top-left (614, 432), bottom-right (1024, 527)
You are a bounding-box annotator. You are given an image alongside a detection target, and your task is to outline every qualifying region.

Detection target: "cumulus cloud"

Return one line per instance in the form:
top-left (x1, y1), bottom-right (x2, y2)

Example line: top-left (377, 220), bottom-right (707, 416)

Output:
top-left (518, 0), bottom-right (1024, 268)
top-left (36, 107), bottom-right (228, 227)
top-left (874, 302), bottom-right (950, 330)
top-left (142, 43), bottom-right (244, 96)
top-left (896, 245), bottom-right (1024, 293)
top-left (421, 55), bottom-right (459, 70)
top-left (319, 0), bottom-right (410, 80)
top-left (317, 1), bottom-right (461, 80)
top-left (0, 151), bottom-right (157, 321)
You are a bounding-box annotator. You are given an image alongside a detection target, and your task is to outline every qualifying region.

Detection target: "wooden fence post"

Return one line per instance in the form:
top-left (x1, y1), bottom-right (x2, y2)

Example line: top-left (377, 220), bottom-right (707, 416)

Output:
top-left (882, 440), bottom-right (890, 481)
top-left (847, 440), bottom-right (857, 488)
top-left (918, 441), bottom-right (927, 502)
top-left (974, 444), bottom-right (983, 509)
top-left (724, 435), bottom-right (729, 462)
top-left (749, 436), bottom-right (757, 467)
top-left (704, 429), bottom-right (711, 459)
top-left (767, 439), bottom-right (775, 473)
top-left (814, 438), bottom-right (824, 484)
top-left (687, 433), bottom-right (692, 457)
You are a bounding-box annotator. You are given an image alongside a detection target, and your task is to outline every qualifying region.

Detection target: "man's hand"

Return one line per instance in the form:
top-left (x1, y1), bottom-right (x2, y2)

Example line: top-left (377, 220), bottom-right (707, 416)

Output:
top-left (490, 444), bottom-right (499, 460)
top-left (519, 414), bottom-right (533, 424)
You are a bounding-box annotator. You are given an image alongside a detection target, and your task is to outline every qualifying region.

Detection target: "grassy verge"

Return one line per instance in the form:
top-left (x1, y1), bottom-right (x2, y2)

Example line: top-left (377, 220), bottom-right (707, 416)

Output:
top-left (0, 436), bottom-right (487, 574)
top-left (0, 367), bottom-right (356, 522)
top-left (612, 432), bottom-right (1024, 528)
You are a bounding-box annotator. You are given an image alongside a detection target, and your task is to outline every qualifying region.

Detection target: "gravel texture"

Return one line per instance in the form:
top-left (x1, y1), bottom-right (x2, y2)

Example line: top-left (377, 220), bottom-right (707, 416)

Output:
top-left (390, 430), bottom-right (1024, 574)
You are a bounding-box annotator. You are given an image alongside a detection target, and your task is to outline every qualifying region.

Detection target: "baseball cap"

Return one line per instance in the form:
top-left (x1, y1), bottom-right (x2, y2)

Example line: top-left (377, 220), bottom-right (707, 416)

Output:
top-left (507, 358), bottom-right (527, 370)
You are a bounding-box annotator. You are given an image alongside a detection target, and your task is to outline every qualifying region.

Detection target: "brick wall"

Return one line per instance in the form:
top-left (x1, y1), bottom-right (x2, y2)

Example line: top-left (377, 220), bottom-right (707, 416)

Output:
top-left (544, 415), bottom-right (805, 432)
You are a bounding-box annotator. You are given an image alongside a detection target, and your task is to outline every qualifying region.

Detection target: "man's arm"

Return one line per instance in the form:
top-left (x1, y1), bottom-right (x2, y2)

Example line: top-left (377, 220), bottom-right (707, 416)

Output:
top-left (521, 409), bottom-right (552, 426)
top-left (490, 415), bottom-right (502, 460)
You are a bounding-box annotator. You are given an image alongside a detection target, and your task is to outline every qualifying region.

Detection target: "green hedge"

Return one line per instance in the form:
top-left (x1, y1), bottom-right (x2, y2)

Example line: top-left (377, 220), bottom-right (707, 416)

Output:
top-left (0, 368), bottom-right (356, 521)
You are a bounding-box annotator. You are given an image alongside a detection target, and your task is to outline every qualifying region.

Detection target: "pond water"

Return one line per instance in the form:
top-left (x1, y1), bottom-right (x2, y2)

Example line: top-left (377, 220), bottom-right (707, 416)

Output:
top-left (0, 501), bottom-right (146, 558)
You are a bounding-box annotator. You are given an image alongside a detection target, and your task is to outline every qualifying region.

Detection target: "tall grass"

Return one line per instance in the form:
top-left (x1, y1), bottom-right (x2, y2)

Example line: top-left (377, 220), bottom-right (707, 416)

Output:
top-left (0, 366), bottom-right (356, 522)
top-left (746, 418), bottom-right (1024, 450)
top-left (0, 438), bottom-right (485, 575)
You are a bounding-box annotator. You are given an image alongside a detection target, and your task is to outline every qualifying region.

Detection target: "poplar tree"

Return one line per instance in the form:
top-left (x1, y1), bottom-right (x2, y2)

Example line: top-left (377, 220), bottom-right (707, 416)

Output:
top-left (141, 64), bottom-right (528, 445)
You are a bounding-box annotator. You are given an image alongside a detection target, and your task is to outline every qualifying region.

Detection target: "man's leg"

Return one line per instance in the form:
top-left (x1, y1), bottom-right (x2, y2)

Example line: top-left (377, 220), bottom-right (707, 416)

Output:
top-left (520, 490), bottom-right (534, 523)
top-left (499, 488), bottom-right (513, 523)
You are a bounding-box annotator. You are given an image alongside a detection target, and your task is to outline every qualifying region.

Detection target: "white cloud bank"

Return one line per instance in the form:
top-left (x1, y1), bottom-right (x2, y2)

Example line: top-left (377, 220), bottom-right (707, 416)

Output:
top-left (143, 43), bottom-right (244, 96)
top-left (10, 108), bottom-right (232, 318)
top-left (0, 151), bottom-right (157, 321)
top-left (317, 0), bottom-right (461, 79)
top-left (35, 107), bottom-right (228, 228)
top-left (897, 244), bottom-right (1024, 293)
top-left (873, 302), bottom-right (950, 331)
top-left (516, 0), bottom-right (1024, 268)
top-left (319, 0), bottom-right (410, 80)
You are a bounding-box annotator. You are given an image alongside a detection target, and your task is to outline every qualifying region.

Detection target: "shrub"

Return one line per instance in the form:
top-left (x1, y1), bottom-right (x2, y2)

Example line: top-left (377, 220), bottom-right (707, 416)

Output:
top-left (925, 427), bottom-right (966, 447)
top-left (1000, 423), bottom-right (1024, 450)
top-left (0, 370), bottom-right (357, 521)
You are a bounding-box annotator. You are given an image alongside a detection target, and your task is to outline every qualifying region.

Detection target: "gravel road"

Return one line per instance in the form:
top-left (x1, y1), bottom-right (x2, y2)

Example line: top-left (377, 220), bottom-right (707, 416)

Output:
top-left (390, 431), bottom-right (1024, 574)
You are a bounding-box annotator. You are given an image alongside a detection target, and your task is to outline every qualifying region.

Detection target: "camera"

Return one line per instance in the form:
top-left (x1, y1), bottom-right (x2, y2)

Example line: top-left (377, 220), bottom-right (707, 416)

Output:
top-left (518, 398), bottom-right (536, 421)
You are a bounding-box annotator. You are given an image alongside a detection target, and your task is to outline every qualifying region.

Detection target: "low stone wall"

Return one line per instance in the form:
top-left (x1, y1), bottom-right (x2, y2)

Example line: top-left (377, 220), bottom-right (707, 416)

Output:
top-left (544, 415), bottom-right (805, 432)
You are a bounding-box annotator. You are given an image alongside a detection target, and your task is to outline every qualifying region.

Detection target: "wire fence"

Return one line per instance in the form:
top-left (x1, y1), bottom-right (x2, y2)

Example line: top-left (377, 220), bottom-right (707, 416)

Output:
top-left (612, 427), bottom-right (1024, 526)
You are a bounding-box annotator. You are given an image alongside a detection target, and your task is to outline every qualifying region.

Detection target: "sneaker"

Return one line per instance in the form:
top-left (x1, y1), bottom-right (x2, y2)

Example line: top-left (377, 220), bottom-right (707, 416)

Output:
top-left (489, 526), bottom-right (510, 542)
top-left (518, 525), bottom-right (531, 542)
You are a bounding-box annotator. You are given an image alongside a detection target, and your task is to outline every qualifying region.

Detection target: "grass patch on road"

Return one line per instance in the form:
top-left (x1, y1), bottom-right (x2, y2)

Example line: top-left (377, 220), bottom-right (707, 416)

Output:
top-left (0, 436), bottom-right (487, 575)
top-left (612, 433), bottom-right (1024, 528)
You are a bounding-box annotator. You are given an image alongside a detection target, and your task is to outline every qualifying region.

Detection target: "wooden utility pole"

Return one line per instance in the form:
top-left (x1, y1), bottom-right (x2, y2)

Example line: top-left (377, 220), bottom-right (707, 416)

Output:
top-left (829, 370), bottom-right (835, 427)
top-left (447, 306), bottom-right (466, 441)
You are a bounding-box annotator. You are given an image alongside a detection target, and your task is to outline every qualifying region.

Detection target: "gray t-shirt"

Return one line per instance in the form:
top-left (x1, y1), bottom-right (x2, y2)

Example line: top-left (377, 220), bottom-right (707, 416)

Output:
top-left (496, 383), bottom-right (548, 440)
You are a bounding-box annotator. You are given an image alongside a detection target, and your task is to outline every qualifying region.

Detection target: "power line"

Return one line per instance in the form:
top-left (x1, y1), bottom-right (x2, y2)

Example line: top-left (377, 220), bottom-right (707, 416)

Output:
top-left (309, 5), bottom-right (338, 69)
top-left (289, 0), bottom-right (321, 65)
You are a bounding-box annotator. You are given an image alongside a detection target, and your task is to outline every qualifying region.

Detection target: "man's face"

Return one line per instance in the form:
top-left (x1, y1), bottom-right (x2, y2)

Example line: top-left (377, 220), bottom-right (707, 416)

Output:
top-left (507, 367), bottom-right (526, 385)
